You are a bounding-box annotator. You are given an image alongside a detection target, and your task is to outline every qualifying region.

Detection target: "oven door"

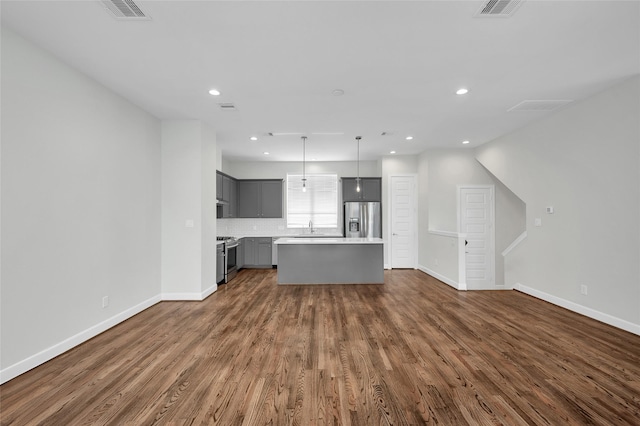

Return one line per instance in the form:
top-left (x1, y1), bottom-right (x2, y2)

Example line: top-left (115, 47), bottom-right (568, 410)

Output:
top-left (225, 243), bottom-right (238, 282)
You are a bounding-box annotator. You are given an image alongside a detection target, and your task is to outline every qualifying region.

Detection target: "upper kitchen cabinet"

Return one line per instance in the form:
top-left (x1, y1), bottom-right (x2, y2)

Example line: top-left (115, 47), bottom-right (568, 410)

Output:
top-left (222, 175), bottom-right (237, 218)
top-left (216, 171), bottom-right (238, 218)
top-left (238, 179), bottom-right (283, 218)
top-left (216, 173), bottom-right (223, 200)
top-left (342, 177), bottom-right (382, 202)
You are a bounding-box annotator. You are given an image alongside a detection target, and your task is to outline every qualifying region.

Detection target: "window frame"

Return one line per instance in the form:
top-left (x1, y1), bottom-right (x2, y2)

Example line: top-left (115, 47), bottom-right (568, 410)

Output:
top-left (286, 173), bottom-right (339, 229)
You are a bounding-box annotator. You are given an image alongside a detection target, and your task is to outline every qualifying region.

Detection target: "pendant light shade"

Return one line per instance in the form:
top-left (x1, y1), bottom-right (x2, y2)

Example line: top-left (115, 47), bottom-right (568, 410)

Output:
top-left (301, 136), bottom-right (307, 192)
top-left (355, 136), bottom-right (362, 192)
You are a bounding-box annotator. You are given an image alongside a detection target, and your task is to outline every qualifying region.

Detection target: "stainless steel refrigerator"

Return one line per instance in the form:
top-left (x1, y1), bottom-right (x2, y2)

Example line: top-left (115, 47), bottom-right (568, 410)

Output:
top-left (344, 202), bottom-right (381, 238)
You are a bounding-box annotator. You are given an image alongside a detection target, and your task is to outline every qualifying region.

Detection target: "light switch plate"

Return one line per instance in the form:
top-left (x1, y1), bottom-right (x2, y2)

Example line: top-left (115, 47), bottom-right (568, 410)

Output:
top-left (535, 218), bottom-right (542, 227)
top-left (185, 219), bottom-right (194, 228)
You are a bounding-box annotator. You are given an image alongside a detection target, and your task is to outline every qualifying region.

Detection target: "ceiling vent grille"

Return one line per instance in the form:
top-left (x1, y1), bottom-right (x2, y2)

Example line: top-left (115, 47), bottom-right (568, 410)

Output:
top-left (475, 0), bottom-right (525, 17)
top-left (218, 103), bottom-right (237, 111)
top-left (101, 0), bottom-right (149, 19)
top-left (508, 100), bottom-right (573, 112)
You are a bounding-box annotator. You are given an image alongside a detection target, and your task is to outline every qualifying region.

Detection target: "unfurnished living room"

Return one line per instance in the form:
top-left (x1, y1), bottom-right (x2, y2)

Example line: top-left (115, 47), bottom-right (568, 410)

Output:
top-left (1, 1), bottom-right (639, 425)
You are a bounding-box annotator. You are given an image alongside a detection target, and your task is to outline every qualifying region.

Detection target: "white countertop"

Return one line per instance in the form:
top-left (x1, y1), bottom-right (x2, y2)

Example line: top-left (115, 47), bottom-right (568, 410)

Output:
top-left (274, 237), bottom-right (384, 245)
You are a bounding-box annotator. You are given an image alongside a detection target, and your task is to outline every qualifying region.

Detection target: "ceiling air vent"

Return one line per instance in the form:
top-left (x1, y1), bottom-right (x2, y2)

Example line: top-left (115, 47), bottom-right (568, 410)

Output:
top-left (475, 0), bottom-right (525, 17)
top-left (508, 100), bottom-right (573, 112)
top-left (102, 0), bottom-right (148, 19)
top-left (218, 103), bottom-right (237, 111)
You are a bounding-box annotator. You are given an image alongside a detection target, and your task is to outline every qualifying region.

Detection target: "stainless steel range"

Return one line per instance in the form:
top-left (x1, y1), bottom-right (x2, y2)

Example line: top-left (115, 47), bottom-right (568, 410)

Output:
top-left (217, 236), bottom-right (238, 283)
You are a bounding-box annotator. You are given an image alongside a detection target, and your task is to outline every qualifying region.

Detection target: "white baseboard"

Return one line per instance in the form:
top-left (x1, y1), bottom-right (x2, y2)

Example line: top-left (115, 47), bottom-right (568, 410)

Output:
top-left (417, 264), bottom-right (466, 291)
top-left (515, 283), bottom-right (640, 336)
top-left (161, 284), bottom-right (218, 301)
top-left (0, 294), bottom-right (161, 385)
top-left (161, 292), bottom-right (203, 301)
top-left (201, 283), bottom-right (218, 300)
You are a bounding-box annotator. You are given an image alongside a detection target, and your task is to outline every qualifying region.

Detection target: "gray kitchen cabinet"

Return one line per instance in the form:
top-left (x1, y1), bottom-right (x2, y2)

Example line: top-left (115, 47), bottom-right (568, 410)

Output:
top-left (217, 172), bottom-right (238, 218)
top-left (244, 238), bottom-right (256, 266)
top-left (237, 181), bottom-right (261, 218)
top-left (260, 181), bottom-right (283, 218)
top-left (271, 237), bottom-right (279, 266)
top-left (237, 238), bottom-right (245, 270)
top-left (342, 177), bottom-right (382, 202)
top-left (237, 180), bottom-right (283, 218)
top-left (222, 175), bottom-right (237, 218)
top-left (243, 237), bottom-right (272, 268)
top-left (216, 172), bottom-right (223, 200)
top-left (257, 238), bottom-right (272, 266)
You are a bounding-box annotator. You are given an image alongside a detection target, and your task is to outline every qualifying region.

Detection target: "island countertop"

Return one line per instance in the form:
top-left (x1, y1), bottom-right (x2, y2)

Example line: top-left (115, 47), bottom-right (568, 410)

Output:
top-left (274, 237), bottom-right (384, 245)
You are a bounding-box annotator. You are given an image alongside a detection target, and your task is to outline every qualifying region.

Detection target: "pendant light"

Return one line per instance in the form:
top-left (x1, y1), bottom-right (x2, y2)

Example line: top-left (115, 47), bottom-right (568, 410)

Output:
top-left (301, 136), bottom-right (307, 192)
top-left (355, 136), bottom-right (362, 192)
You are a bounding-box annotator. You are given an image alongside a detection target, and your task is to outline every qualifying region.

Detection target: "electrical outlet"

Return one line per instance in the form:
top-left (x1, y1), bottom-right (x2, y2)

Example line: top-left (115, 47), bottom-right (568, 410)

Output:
top-left (580, 285), bottom-right (588, 296)
top-left (435, 259), bottom-right (439, 266)
top-left (102, 296), bottom-right (109, 308)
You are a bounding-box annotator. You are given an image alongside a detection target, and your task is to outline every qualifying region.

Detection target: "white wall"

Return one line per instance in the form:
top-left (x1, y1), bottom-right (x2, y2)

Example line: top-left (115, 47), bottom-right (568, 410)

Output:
top-left (476, 75), bottom-right (640, 333)
top-left (425, 149), bottom-right (495, 231)
top-left (1, 28), bottom-right (162, 380)
top-left (161, 121), bottom-right (217, 299)
top-left (417, 149), bottom-right (525, 287)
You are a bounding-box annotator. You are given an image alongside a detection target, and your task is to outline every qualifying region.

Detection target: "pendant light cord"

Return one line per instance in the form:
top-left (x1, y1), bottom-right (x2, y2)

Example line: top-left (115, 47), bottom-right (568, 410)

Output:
top-left (356, 136), bottom-right (362, 192)
top-left (302, 136), bottom-right (307, 191)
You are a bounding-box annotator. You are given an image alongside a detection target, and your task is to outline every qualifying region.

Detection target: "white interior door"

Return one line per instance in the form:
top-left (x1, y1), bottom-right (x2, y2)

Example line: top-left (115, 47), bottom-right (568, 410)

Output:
top-left (459, 186), bottom-right (495, 289)
top-left (391, 176), bottom-right (416, 268)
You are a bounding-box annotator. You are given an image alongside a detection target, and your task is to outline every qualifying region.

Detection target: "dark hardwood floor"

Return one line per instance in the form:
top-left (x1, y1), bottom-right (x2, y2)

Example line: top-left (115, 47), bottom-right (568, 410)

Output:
top-left (1, 269), bottom-right (639, 425)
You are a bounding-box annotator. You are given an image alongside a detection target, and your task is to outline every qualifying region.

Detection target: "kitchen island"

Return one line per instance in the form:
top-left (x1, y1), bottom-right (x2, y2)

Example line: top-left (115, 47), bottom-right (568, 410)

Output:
top-left (274, 237), bottom-right (384, 284)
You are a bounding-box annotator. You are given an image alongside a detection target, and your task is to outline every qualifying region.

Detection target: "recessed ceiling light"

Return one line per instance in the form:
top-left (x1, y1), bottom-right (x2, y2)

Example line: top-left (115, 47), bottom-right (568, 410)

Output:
top-left (208, 89), bottom-right (221, 96)
top-left (332, 89), bottom-right (344, 96)
top-left (250, 136), bottom-right (258, 141)
top-left (390, 151), bottom-right (396, 154)
top-left (462, 140), bottom-right (470, 145)
top-left (456, 88), bottom-right (469, 95)
top-left (263, 151), bottom-right (269, 155)
top-left (405, 136), bottom-right (413, 140)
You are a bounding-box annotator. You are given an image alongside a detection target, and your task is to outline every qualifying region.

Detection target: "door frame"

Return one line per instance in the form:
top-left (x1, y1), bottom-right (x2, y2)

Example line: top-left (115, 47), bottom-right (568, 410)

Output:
top-left (457, 184), bottom-right (495, 288)
top-left (388, 174), bottom-right (418, 269)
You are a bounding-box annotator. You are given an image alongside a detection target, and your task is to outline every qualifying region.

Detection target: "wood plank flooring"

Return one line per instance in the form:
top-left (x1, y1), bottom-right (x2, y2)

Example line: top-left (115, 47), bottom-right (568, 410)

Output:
top-left (1, 269), bottom-right (639, 425)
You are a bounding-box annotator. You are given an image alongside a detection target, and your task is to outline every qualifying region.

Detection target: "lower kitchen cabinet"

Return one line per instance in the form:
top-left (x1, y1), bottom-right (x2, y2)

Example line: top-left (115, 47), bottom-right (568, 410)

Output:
top-left (243, 237), bottom-right (272, 268)
top-left (237, 238), bottom-right (244, 270)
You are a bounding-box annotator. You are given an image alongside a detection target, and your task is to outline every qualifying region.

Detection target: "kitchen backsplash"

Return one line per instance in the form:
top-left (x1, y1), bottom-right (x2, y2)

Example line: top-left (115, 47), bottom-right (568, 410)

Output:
top-left (217, 218), bottom-right (342, 237)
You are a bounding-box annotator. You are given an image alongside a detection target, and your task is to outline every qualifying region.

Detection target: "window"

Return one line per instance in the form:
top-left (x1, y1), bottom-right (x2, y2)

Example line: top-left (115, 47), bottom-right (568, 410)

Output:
top-left (287, 174), bottom-right (338, 228)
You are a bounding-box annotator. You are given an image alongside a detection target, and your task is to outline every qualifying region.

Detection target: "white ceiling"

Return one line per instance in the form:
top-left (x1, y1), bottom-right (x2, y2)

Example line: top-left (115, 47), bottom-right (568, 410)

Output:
top-left (2, 0), bottom-right (639, 162)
